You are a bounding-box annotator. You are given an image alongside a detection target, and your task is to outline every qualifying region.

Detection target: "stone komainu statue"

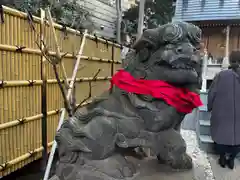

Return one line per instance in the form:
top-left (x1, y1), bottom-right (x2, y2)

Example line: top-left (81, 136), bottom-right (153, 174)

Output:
top-left (55, 22), bottom-right (203, 180)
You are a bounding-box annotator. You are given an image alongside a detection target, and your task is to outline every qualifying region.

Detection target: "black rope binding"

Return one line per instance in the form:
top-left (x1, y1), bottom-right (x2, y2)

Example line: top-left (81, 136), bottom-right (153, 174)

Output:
top-left (0, 5), bottom-right (4, 24)
top-left (56, 109), bottom-right (60, 114)
top-left (61, 25), bottom-right (68, 39)
top-left (120, 44), bottom-right (123, 50)
top-left (28, 150), bottom-right (35, 157)
top-left (105, 39), bottom-right (109, 48)
top-left (94, 34), bottom-right (98, 47)
top-left (0, 80), bottom-right (5, 88)
top-left (112, 40), bottom-right (118, 47)
top-left (27, 80), bottom-right (35, 86)
top-left (79, 29), bottom-right (83, 35)
top-left (17, 118), bottom-right (26, 125)
top-left (101, 36), bottom-right (109, 48)
top-left (72, 51), bottom-right (76, 59)
top-left (0, 162), bottom-right (8, 171)
top-left (16, 46), bottom-right (26, 53)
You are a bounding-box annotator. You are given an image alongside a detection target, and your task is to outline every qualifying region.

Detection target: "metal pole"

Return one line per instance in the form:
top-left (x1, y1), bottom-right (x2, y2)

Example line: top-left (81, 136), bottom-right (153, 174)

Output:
top-left (137, 0), bottom-right (146, 39)
top-left (116, 0), bottom-right (122, 43)
top-left (43, 29), bottom-right (88, 180)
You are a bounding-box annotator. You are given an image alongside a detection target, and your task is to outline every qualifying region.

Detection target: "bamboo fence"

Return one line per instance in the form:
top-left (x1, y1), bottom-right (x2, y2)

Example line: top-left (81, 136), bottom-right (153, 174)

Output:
top-left (0, 6), bottom-right (122, 177)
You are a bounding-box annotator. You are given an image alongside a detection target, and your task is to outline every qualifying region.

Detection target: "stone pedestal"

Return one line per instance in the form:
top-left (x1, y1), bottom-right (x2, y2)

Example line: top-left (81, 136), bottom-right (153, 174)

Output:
top-left (50, 157), bottom-right (197, 180)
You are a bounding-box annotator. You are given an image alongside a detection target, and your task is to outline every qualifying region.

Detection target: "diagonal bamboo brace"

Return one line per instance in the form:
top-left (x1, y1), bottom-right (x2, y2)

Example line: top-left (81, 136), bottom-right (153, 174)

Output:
top-left (46, 8), bottom-right (69, 88)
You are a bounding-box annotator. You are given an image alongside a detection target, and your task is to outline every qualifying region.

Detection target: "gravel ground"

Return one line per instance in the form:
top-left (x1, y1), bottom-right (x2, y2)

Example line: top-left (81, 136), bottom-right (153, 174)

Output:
top-left (181, 129), bottom-right (215, 180)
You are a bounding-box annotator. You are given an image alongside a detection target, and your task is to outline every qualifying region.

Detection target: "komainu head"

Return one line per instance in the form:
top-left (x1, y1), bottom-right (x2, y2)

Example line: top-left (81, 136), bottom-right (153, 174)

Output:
top-left (125, 21), bottom-right (202, 91)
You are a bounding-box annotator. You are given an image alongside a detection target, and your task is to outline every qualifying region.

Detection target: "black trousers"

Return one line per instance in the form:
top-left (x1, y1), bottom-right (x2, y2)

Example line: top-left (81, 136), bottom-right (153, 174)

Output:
top-left (214, 142), bottom-right (240, 158)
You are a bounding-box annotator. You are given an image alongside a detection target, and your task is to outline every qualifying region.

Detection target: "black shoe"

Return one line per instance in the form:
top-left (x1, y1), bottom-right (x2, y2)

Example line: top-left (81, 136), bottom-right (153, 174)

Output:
top-left (157, 155), bottom-right (166, 164)
top-left (218, 155), bottom-right (227, 168)
top-left (227, 158), bottom-right (235, 169)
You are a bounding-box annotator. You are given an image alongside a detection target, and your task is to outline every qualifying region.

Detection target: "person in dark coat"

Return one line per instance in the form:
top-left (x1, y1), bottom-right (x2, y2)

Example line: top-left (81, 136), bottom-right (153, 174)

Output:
top-left (208, 51), bottom-right (240, 169)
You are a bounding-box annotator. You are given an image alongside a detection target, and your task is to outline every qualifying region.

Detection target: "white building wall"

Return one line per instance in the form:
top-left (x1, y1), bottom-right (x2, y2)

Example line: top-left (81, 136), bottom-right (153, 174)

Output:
top-left (122, 0), bottom-right (137, 11)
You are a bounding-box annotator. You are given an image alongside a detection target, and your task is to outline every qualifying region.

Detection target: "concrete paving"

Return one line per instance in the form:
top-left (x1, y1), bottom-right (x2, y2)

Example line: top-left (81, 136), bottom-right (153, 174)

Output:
top-left (133, 130), bottom-right (240, 180)
top-left (182, 130), bottom-right (240, 180)
top-left (126, 157), bottom-right (197, 180)
top-left (208, 154), bottom-right (240, 180)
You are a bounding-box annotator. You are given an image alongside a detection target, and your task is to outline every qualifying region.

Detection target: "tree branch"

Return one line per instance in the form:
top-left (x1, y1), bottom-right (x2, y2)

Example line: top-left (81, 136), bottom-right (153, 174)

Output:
top-left (52, 64), bottom-right (73, 116)
top-left (74, 69), bottom-right (101, 112)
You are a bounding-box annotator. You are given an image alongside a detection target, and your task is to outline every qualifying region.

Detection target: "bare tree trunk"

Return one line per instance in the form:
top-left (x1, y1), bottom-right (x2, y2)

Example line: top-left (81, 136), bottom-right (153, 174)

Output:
top-left (137, 0), bottom-right (146, 40)
top-left (40, 8), bottom-right (48, 175)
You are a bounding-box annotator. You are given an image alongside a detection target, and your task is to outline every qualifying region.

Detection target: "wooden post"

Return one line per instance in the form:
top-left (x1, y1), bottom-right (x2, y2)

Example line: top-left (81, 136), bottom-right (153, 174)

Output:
top-left (111, 43), bottom-right (115, 76)
top-left (225, 25), bottom-right (230, 62)
top-left (40, 8), bottom-right (48, 172)
top-left (110, 43), bottom-right (115, 94)
top-left (201, 48), bottom-right (208, 92)
top-left (222, 25), bottom-right (230, 69)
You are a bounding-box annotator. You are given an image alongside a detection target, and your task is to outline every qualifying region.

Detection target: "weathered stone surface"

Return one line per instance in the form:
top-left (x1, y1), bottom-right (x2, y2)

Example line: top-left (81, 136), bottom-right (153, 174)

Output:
top-left (51, 157), bottom-right (196, 180)
top-left (55, 22), bottom-right (203, 180)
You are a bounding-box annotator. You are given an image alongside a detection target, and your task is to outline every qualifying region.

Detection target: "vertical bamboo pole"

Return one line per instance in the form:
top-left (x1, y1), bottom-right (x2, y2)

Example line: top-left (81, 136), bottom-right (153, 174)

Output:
top-left (110, 43), bottom-right (115, 94)
top-left (111, 44), bottom-right (115, 76)
top-left (40, 9), bottom-right (48, 172)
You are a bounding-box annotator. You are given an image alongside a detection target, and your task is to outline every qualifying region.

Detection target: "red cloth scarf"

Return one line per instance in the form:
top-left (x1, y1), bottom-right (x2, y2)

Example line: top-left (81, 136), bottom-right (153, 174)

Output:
top-left (110, 69), bottom-right (203, 113)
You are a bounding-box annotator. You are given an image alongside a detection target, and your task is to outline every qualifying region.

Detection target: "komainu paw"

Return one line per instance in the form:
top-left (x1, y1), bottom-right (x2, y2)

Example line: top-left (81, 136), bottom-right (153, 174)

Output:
top-left (170, 153), bottom-right (193, 170)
